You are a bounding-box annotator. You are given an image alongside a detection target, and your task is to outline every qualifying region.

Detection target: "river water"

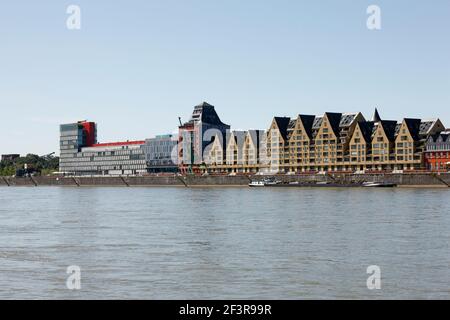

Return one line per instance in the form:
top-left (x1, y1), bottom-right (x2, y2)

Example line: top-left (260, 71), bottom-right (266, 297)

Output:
top-left (0, 186), bottom-right (448, 299)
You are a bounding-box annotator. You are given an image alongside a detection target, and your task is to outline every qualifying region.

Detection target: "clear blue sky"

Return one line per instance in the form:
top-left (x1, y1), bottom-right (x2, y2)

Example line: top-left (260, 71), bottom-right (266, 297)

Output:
top-left (1, 0), bottom-right (449, 155)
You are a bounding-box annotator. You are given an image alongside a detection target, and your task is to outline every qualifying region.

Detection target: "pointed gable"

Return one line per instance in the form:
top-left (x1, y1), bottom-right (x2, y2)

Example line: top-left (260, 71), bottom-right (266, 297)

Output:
top-left (246, 130), bottom-right (261, 148)
top-left (324, 112), bottom-right (342, 137)
top-left (298, 114), bottom-right (316, 140)
top-left (402, 118), bottom-right (422, 141)
top-left (273, 117), bottom-right (291, 141)
top-left (379, 120), bottom-right (397, 141)
top-left (419, 119), bottom-right (445, 137)
top-left (358, 121), bottom-right (376, 143)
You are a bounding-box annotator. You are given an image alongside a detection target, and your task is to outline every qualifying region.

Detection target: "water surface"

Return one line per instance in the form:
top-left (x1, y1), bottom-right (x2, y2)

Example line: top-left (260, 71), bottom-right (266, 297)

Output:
top-left (0, 186), bottom-right (449, 299)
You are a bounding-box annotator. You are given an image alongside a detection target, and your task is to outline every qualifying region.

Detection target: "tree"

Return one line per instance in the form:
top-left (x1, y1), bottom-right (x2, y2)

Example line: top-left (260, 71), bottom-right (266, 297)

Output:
top-left (0, 153), bottom-right (59, 176)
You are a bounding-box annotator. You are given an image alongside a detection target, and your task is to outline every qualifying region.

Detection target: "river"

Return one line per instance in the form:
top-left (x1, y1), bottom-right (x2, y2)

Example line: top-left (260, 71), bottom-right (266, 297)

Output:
top-left (0, 186), bottom-right (448, 299)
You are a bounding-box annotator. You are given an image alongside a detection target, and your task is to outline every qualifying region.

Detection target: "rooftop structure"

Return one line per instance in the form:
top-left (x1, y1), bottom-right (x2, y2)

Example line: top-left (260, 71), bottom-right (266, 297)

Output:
top-left (1, 154), bottom-right (20, 162)
top-left (178, 102), bottom-right (230, 173)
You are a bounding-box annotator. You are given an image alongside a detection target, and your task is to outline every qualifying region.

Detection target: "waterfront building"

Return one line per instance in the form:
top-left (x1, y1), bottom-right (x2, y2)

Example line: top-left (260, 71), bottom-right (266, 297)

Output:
top-left (60, 134), bottom-right (147, 176)
top-left (204, 129), bottom-right (266, 174)
top-left (287, 115), bottom-right (316, 171)
top-left (261, 109), bottom-right (445, 173)
top-left (59, 121), bottom-right (175, 176)
top-left (141, 134), bottom-right (178, 173)
top-left (77, 141), bottom-right (147, 175)
top-left (59, 121), bottom-right (97, 174)
top-left (313, 112), bottom-right (344, 171)
top-left (178, 102), bottom-right (230, 174)
top-left (348, 121), bottom-right (376, 170)
top-left (59, 107), bottom-right (446, 176)
top-left (424, 130), bottom-right (450, 171)
top-left (242, 130), bottom-right (264, 173)
top-left (266, 117), bottom-right (291, 173)
top-left (369, 120), bottom-right (397, 169)
top-left (392, 118), bottom-right (444, 170)
top-left (225, 131), bottom-right (246, 170)
top-left (204, 132), bottom-right (226, 169)
top-left (270, 112), bottom-right (364, 172)
top-left (394, 119), bottom-right (423, 169)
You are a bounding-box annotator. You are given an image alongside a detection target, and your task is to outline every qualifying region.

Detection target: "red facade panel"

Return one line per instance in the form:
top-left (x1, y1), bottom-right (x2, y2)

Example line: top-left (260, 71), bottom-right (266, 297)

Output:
top-left (79, 121), bottom-right (97, 147)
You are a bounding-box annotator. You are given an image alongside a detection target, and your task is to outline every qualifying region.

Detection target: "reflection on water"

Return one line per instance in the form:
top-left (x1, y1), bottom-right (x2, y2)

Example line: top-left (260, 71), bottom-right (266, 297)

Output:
top-left (0, 186), bottom-right (449, 299)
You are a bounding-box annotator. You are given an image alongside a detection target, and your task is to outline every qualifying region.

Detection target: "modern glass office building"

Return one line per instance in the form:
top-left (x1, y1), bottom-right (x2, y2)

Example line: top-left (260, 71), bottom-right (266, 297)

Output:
top-left (59, 121), bottom-right (97, 174)
top-left (59, 121), bottom-right (148, 176)
top-left (142, 134), bottom-right (178, 173)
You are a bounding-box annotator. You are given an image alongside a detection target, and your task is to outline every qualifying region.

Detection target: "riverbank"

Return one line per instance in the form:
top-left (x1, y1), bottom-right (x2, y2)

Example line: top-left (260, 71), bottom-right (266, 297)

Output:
top-left (1, 173), bottom-right (449, 188)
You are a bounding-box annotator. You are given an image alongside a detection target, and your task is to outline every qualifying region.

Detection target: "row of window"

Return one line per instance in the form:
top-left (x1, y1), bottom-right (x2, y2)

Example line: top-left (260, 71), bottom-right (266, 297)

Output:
top-left (61, 165), bottom-right (147, 171)
top-left (426, 145), bottom-right (450, 151)
top-left (61, 160), bottom-right (145, 167)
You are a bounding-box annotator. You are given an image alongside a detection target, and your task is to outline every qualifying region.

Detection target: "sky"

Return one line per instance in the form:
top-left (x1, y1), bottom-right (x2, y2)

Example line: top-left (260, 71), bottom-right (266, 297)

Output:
top-left (0, 0), bottom-right (449, 155)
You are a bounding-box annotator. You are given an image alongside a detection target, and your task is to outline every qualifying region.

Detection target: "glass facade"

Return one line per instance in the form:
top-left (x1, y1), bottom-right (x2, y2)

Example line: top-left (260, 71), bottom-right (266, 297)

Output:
top-left (141, 135), bottom-right (178, 173)
top-left (61, 144), bottom-right (147, 176)
top-left (59, 122), bottom-right (146, 176)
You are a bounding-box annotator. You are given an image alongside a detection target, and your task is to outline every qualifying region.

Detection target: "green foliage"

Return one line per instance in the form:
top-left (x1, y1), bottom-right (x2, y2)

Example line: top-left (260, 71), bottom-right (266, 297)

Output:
top-left (0, 153), bottom-right (59, 177)
top-left (0, 166), bottom-right (15, 177)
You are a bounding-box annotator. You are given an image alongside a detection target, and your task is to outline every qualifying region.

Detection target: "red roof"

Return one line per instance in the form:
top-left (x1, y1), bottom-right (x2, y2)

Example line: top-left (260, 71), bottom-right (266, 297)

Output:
top-left (91, 140), bottom-right (145, 148)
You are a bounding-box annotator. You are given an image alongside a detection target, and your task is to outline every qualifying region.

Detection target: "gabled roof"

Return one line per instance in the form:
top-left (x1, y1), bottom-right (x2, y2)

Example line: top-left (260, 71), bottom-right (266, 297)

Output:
top-left (403, 118), bottom-right (422, 141)
top-left (379, 120), bottom-right (398, 141)
top-left (420, 120), bottom-right (435, 136)
top-left (324, 112), bottom-right (342, 137)
top-left (312, 116), bottom-right (323, 130)
top-left (273, 117), bottom-right (291, 141)
top-left (246, 130), bottom-right (262, 147)
top-left (229, 131), bottom-right (247, 146)
top-left (287, 119), bottom-right (297, 139)
top-left (339, 113), bottom-right (358, 127)
top-left (358, 121), bottom-right (376, 143)
top-left (438, 134), bottom-right (450, 143)
top-left (209, 132), bottom-right (226, 150)
top-left (419, 119), bottom-right (444, 137)
top-left (428, 132), bottom-right (450, 143)
top-left (185, 102), bottom-right (230, 127)
top-left (297, 114), bottom-right (316, 140)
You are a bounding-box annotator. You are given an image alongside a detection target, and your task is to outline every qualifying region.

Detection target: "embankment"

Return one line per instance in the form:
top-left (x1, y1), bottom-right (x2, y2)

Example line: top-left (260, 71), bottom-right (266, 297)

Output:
top-left (0, 173), bottom-right (449, 187)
